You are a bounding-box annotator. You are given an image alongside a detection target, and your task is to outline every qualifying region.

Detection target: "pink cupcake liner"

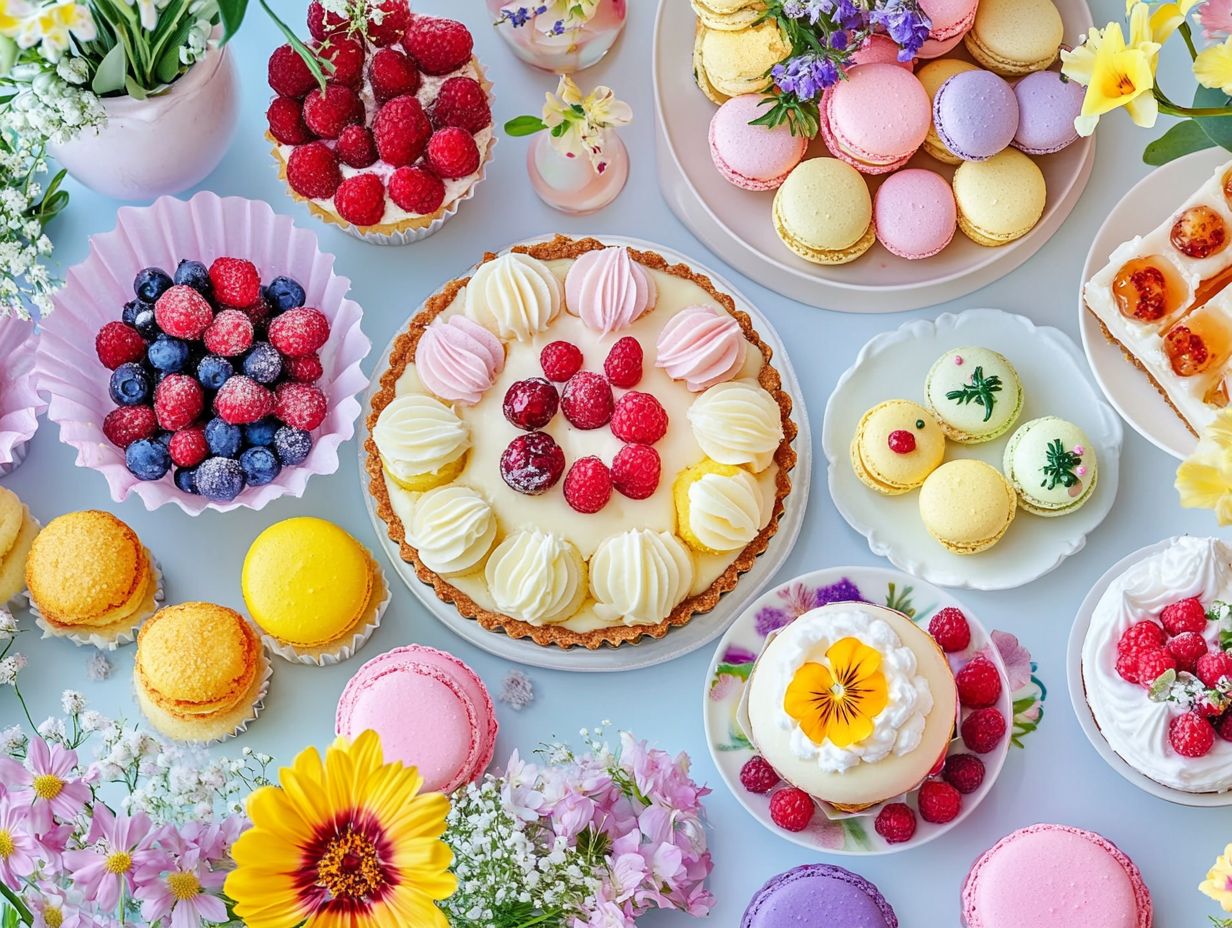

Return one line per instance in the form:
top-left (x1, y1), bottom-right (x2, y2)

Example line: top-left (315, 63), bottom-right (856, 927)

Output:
top-left (36, 192), bottom-right (371, 514)
top-left (0, 317), bottom-right (45, 477)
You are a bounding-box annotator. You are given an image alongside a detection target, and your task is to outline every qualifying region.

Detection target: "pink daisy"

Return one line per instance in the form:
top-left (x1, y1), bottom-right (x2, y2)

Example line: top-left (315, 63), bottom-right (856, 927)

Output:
top-left (1199, 0), bottom-right (1232, 39)
top-left (62, 805), bottom-right (160, 912)
top-left (134, 847), bottom-right (228, 928)
top-left (0, 738), bottom-right (91, 833)
top-left (30, 885), bottom-right (99, 928)
top-left (0, 795), bottom-right (40, 891)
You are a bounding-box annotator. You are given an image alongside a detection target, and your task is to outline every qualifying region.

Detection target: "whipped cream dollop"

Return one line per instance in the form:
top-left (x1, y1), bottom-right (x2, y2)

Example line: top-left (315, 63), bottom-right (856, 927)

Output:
top-left (688, 470), bottom-right (765, 552)
top-left (465, 252), bottom-right (562, 341)
top-left (564, 246), bottom-right (657, 334)
top-left (687, 380), bottom-right (784, 472)
top-left (590, 529), bottom-right (694, 626)
top-left (769, 607), bottom-right (934, 774)
top-left (484, 529), bottom-right (585, 625)
top-left (409, 485), bottom-right (497, 577)
top-left (1082, 536), bottom-right (1232, 793)
top-left (373, 394), bottom-right (469, 481)
top-left (656, 305), bottom-right (746, 391)
top-left (416, 315), bottom-right (506, 406)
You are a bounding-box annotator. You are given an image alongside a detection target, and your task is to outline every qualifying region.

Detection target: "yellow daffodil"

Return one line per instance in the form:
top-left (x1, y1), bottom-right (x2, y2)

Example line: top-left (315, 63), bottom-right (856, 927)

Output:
top-left (540, 74), bottom-right (632, 172)
top-left (1201, 843), bottom-right (1232, 912)
top-left (1128, 0), bottom-right (1200, 48)
top-left (0, 0), bottom-right (32, 38)
top-left (1061, 19), bottom-right (1160, 135)
top-left (783, 637), bottom-right (889, 749)
top-left (1196, 36), bottom-right (1232, 94)
top-left (9, 0), bottom-right (94, 61)
top-left (1176, 409), bottom-right (1232, 524)
top-left (224, 730), bottom-right (456, 928)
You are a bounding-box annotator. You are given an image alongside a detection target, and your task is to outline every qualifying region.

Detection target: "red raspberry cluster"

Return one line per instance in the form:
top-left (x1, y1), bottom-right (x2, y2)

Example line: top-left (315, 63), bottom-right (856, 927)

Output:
top-left (924, 606), bottom-right (1010, 757)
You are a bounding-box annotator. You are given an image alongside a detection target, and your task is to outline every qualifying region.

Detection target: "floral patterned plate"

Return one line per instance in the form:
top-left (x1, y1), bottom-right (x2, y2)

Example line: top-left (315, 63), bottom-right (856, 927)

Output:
top-left (703, 565), bottom-right (1046, 855)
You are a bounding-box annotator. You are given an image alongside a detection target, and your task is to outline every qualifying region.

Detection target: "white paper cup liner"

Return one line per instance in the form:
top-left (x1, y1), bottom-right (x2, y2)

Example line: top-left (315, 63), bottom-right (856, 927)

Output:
top-left (132, 647), bottom-right (272, 745)
top-left (0, 318), bottom-right (44, 476)
top-left (30, 552), bottom-right (164, 650)
top-left (261, 560), bottom-right (390, 667)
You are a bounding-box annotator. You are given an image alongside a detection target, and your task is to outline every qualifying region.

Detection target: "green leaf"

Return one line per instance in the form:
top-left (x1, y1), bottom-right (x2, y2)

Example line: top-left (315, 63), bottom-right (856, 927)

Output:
top-left (124, 74), bottom-right (147, 99)
top-left (1144, 119), bottom-right (1216, 165)
top-left (505, 115), bottom-right (547, 136)
top-left (0, 36), bottom-right (17, 77)
top-left (258, 0), bottom-right (332, 90)
top-left (155, 19), bottom-right (192, 84)
top-left (1194, 84), bottom-right (1232, 152)
top-left (92, 42), bottom-right (128, 95)
top-left (1148, 668), bottom-right (1177, 702)
top-left (216, 0), bottom-right (249, 43)
top-left (1011, 696), bottom-right (1037, 714)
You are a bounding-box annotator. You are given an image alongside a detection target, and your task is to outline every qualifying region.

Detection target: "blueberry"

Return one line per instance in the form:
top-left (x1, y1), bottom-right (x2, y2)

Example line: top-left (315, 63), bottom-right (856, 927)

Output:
top-left (242, 342), bottom-right (282, 384)
top-left (244, 416), bottom-right (279, 447)
top-left (273, 426), bottom-right (312, 466)
top-left (109, 362), bottom-right (152, 406)
top-left (195, 456), bottom-right (247, 502)
top-left (264, 276), bottom-right (306, 313)
top-left (147, 335), bottom-right (190, 373)
top-left (125, 438), bottom-right (171, 481)
top-left (197, 355), bottom-right (234, 391)
top-left (173, 466), bottom-right (199, 494)
top-left (240, 446), bottom-right (282, 486)
top-left (156, 430), bottom-right (173, 446)
top-left (122, 299), bottom-right (152, 327)
top-left (204, 417), bottom-right (243, 458)
top-left (133, 267), bottom-right (173, 303)
top-left (173, 259), bottom-right (213, 297)
top-left (133, 308), bottom-right (160, 340)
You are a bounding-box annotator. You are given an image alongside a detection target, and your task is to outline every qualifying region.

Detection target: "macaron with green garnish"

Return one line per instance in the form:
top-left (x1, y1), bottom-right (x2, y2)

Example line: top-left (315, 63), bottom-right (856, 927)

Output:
top-left (925, 347), bottom-right (1023, 443)
top-left (850, 399), bottom-right (947, 495)
top-left (1003, 416), bottom-right (1098, 517)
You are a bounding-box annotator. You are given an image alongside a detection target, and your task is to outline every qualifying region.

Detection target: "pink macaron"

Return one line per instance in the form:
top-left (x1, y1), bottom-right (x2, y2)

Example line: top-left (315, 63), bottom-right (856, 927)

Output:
top-left (709, 94), bottom-right (808, 191)
top-left (917, 0), bottom-right (979, 58)
top-left (336, 644), bottom-right (498, 793)
top-left (851, 33), bottom-right (915, 70)
top-left (874, 168), bottom-right (957, 259)
top-left (821, 63), bottom-right (930, 175)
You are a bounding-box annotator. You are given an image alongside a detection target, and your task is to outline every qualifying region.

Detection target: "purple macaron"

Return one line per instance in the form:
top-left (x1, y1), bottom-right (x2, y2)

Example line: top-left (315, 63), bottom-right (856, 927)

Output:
top-left (741, 864), bottom-right (899, 928)
top-left (932, 69), bottom-right (1020, 162)
top-left (1012, 71), bottom-right (1085, 155)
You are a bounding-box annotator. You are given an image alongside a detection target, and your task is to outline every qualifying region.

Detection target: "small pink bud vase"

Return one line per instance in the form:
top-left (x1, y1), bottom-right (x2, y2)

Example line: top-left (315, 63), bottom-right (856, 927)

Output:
top-left (527, 130), bottom-right (629, 214)
top-left (486, 0), bottom-right (627, 72)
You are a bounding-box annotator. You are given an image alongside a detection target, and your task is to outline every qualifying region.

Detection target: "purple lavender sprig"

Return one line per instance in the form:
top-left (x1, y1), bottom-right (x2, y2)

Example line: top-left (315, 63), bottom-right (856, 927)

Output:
top-left (496, 4), bottom-right (549, 27)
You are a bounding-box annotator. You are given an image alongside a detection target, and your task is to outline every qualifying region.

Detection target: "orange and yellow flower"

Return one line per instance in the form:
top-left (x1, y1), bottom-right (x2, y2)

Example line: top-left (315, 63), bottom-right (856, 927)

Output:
top-left (784, 637), bottom-right (889, 748)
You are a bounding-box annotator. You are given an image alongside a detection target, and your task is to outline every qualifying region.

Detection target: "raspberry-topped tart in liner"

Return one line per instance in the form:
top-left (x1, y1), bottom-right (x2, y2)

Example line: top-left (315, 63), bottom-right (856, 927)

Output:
top-left (366, 235), bottom-right (797, 649)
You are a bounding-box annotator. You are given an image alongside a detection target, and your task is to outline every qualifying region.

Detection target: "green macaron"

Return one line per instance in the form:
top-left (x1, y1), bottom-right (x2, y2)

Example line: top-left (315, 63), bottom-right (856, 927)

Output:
top-left (925, 347), bottom-right (1023, 443)
top-left (1003, 416), bottom-right (1098, 517)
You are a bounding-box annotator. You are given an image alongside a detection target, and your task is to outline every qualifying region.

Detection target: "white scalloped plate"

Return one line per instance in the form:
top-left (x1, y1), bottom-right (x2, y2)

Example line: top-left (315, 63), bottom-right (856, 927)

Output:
top-left (822, 309), bottom-right (1123, 590)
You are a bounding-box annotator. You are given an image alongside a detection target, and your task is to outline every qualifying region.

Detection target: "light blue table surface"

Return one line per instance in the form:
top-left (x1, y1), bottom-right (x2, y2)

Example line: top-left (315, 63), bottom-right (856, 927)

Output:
top-left (9, 1), bottom-right (1228, 924)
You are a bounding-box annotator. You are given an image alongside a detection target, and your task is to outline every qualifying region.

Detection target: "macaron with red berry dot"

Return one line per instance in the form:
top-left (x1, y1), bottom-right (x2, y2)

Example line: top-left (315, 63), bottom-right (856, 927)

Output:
top-left (924, 347), bottom-right (1023, 443)
top-left (850, 400), bottom-right (946, 495)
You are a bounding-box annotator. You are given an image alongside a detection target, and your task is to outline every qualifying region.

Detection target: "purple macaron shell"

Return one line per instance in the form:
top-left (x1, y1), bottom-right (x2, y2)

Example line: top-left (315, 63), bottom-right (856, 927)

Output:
top-left (742, 864), bottom-right (899, 928)
top-left (933, 69), bottom-right (1020, 162)
top-left (874, 168), bottom-right (957, 259)
top-left (1012, 71), bottom-right (1085, 155)
top-left (709, 94), bottom-right (808, 191)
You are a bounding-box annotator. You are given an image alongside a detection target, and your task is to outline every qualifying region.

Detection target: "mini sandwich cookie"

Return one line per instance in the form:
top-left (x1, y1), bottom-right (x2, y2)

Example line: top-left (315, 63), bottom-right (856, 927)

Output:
top-left (919, 460), bottom-right (1017, 554)
top-left (1003, 417), bottom-right (1097, 516)
top-left (774, 158), bottom-right (874, 265)
top-left (925, 347), bottom-right (1023, 443)
top-left (691, 0), bottom-right (766, 31)
top-left (742, 864), bottom-right (899, 928)
top-left (696, 20), bottom-right (791, 102)
top-left (0, 486), bottom-right (37, 607)
top-left (963, 0), bottom-right (1064, 77)
top-left (851, 400), bottom-right (946, 495)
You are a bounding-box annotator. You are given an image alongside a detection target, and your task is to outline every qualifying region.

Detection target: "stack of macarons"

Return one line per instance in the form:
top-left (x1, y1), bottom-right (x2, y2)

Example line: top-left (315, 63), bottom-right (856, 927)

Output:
top-left (742, 865), bottom-right (899, 928)
top-left (690, 0), bottom-right (765, 31)
top-left (693, 15), bottom-right (789, 105)
top-left (0, 487), bottom-right (36, 608)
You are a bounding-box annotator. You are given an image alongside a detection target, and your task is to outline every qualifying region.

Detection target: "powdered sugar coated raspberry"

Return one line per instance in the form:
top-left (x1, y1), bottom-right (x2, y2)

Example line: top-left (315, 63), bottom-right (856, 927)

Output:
top-left (214, 375), bottom-right (276, 425)
top-left (209, 258), bottom-right (262, 308)
top-left (283, 353), bottom-right (323, 384)
top-left (203, 309), bottom-right (255, 357)
top-left (275, 382), bottom-right (328, 431)
top-left (269, 307), bottom-right (330, 358)
top-left (95, 321), bottom-right (146, 369)
top-left (154, 374), bottom-right (205, 431)
top-left (611, 443), bottom-right (661, 500)
top-left (155, 285), bottom-right (213, 339)
top-left (168, 427), bottom-right (208, 468)
top-left (102, 405), bottom-right (157, 448)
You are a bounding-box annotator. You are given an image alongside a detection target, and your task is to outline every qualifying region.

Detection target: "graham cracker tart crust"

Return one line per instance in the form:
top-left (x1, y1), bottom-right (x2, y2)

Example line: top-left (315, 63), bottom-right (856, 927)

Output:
top-left (365, 234), bottom-right (798, 650)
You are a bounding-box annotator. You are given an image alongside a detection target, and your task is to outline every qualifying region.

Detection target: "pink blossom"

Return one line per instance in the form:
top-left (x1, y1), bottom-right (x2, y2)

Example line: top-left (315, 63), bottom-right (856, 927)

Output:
top-left (1200, 0), bottom-right (1232, 38)
top-left (36, 821), bottom-right (72, 871)
top-left (63, 805), bottom-right (160, 911)
top-left (0, 795), bottom-right (40, 890)
top-left (0, 738), bottom-right (91, 833)
top-left (29, 885), bottom-right (98, 928)
top-left (133, 847), bottom-right (228, 928)
top-left (985, 630), bottom-right (1033, 692)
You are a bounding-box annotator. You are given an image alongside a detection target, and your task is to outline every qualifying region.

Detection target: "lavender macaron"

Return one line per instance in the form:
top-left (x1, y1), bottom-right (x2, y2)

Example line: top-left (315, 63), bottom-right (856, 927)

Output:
top-left (742, 864), bottom-right (898, 928)
top-left (932, 69), bottom-right (1020, 162)
top-left (1012, 71), bottom-right (1085, 155)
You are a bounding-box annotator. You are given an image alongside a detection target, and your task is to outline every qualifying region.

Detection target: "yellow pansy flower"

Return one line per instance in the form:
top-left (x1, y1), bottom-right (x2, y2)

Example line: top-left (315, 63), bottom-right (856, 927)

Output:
top-left (1196, 36), bottom-right (1232, 94)
top-left (1176, 409), bottom-right (1232, 524)
top-left (783, 637), bottom-right (889, 749)
top-left (1200, 843), bottom-right (1232, 912)
top-left (1061, 20), bottom-right (1160, 135)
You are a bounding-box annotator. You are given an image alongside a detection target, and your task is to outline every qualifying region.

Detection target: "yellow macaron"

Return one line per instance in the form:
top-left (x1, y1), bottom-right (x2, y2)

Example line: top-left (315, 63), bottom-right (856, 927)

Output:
top-left (851, 400), bottom-right (947, 495)
top-left (691, 0), bottom-right (766, 31)
top-left (964, 0), bottom-right (1064, 76)
top-left (699, 19), bottom-right (790, 98)
top-left (673, 458), bottom-right (766, 554)
top-left (0, 487), bottom-right (23, 561)
top-left (953, 149), bottom-right (1046, 247)
top-left (0, 487), bottom-right (35, 605)
top-left (693, 22), bottom-right (729, 105)
top-left (774, 158), bottom-right (875, 265)
top-left (918, 459), bottom-right (1017, 554)
top-left (917, 58), bottom-right (979, 164)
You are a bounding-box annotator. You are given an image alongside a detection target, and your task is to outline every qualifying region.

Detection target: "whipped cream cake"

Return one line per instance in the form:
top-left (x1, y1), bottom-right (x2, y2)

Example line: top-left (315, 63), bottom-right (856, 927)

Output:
top-left (365, 235), bottom-right (797, 649)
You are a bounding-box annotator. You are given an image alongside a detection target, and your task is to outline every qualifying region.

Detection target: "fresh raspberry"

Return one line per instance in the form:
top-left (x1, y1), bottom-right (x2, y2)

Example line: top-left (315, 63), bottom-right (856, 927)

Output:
top-left (269, 307), bottom-right (330, 358)
top-left (95, 321), bottom-right (146, 369)
top-left (267, 44), bottom-right (316, 98)
top-left (302, 83), bottom-right (362, 139)
top-left (874, 803), bottom-right (916, 844)
top-left (955, 658), bottom-right (1002, 709)
top-left (768, 787), bottom-right (814, 833)
top-left (887, 429), bottom-right (916, 454)
top-left (610, 392), bottom-right (668, 444)
top-left (336, 125), bottom-right (377, 168)
top-left (283, 353), bottom-right (323, 384)
top-left (203, 309), bottom-right (254, 358)
top-left (333, 173), bottom-right (387, 227)
top-left (240, 297), bottom-right (274, 332)
top-left (102, 405), bottom-right (157, 448)
top-left (316, 36), bottom-right (365, 87)
top-left (540, 341), bottom-right (583, 382)
top-left (917, 780), bottom-right (961, 824)
top-left (368, 46), bottom-right (420, 102)
top-left (1162, 597), bottom-right (1208, 635)
top-left (1117, 620), bottom-right (1166, 655)
top-left (275, 382), bottom-right (328, 431)
top-left (307, 0), bottom-right (348, 40)
top-left (503, 377), bottom-right (559, 431)
top-left (603, 336), bottom-right (643, 388)
top-left (1198, 696), bottom-right (1227, 718)
top-left (738, 756), bottom-right (780, 794)
top-left (286, 142), bottom-right (342, 199)
top-left (561, 371), bottom-right (614, 429)
top-left (611, 443), bottom-right (661, 500)
top-left (431, 75), bottom-right (491, 132)
top-left (960, 707), bottom-right (1007, 754)
top-left (373, 95), bottom-right (431, 167)
top-left (426, 126), bottom-right (480, 179)
top-left (153, 374), bottom-right (205, 431)
top-left (1197, 650), bottom-right (1232, 688)
top-left (1115, 650), bottom-right (1142, 684)
top-left (154, 285), bottom-right (213, 339)
top-left (214, 375), bottom-right (275, 425)
top-left (168, 427), bottom-right (208, 468)
top-left (209, 258), bottom-right (261, 308)
top-left (942, 754), bottom-right (985, 795)
top-left (388, 165), bottom-right (445, 214)
top-left (1167, 631), bottom-right (1210, 673)
top-left (403, 15), bottom-right (473, 75)
top-left (1169, 711), bottom-right (1216, 758)
top-left (267, 96), bottom-right (314, 144)
top-left (500, 432), bottom-right (565, 495)
top-left (366, 0), bottom-right (410, 45)
top-left (564, 456), bottom-right (612, 514)
top-left (1218, 713), bottom-right (1232, 742)
top-left (1136, 649), bottom-right (1177, 688)
top-left (928, 607), bottom-right (971, 652)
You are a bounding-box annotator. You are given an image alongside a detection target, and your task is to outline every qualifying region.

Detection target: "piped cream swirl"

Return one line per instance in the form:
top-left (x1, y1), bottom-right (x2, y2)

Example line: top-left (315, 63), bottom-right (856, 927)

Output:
top-left (415, 315), bottom-right (505, 406)
top-left (464, 252), bottom-right (562, 341)
top-left (484, 529), bottom-right (585, 625)
top-left (409, 485), bottom-right (497, 577)
top-left (688, 470), bottom-right (765, 552)
top-left (373, 394), bottom-right (469, 481)
top-left (656, 305), bottom-right (746, 391)
top-left (687, 380), bottom-right (784, 472)
top-left (590, 529), bottom-right (694, 626)
top-left (565, 246), bottom-right (657, 334)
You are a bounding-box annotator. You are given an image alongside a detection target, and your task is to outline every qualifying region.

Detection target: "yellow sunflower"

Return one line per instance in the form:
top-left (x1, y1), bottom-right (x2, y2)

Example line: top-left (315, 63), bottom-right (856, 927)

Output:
top-left (784, 637), bottom-right (889, 748)
top-left (224, 730), bottom-right (456, 928)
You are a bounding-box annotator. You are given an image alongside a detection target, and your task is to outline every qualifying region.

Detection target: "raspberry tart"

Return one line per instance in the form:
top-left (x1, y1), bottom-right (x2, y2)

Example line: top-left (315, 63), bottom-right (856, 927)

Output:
top-left (365, 235), bottom-right (798, 648)
top-left (267, 2), bottom-right (494, 244)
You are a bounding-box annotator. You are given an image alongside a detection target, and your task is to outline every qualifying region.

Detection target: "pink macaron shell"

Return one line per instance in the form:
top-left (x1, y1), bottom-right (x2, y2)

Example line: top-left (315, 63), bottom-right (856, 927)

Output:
top-left (709, 94), bottom-right (807, 191)
top-left (874, 168), bottom-right (957, 259)
top-left (917, 32), bottom-right (965, 58)
top-left (920, 0), bottom-right (978, 41)
top-left (851, 34), bottom-right (915, 70)
top-left (822, 64), bottom-right (930, 175)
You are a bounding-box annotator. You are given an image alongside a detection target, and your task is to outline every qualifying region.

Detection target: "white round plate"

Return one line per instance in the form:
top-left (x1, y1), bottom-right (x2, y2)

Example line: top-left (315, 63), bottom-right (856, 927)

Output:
top-left (1078, 147), bottom-right (1229, 461)
top-left (652, 0), bottom-right (1095, 314)
top-left (822, 308), bottom-right (1123, 590)
top-left (359, 236), bottom-right (811, 672)
top-left (1067, 536), bottom-right (1232, 807)
top-left (704, 565), bottom-right (1017, 855)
